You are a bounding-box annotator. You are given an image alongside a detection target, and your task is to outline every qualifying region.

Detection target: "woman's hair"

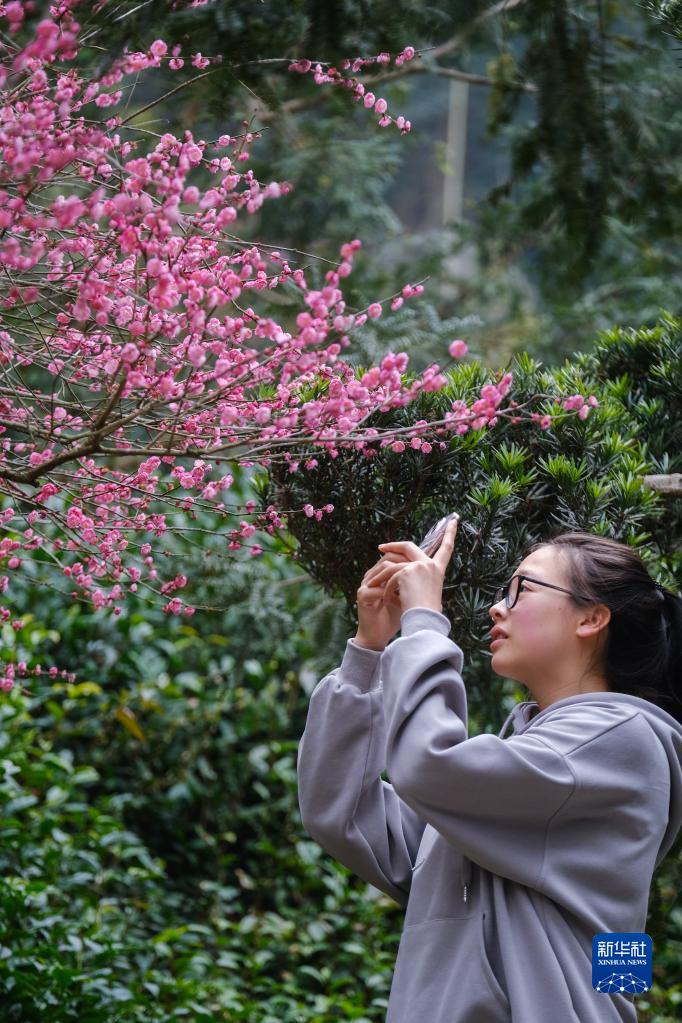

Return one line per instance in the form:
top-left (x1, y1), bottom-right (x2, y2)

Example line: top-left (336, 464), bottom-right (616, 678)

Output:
top-left (534, 532), bottom-right (682, 723)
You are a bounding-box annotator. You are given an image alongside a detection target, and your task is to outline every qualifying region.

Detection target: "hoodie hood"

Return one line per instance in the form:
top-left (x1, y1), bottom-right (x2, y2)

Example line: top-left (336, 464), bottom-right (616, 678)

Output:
top-left (456, 690), bottom-right (682, 903)
top-left (498, 690), bottom-right (682, 867)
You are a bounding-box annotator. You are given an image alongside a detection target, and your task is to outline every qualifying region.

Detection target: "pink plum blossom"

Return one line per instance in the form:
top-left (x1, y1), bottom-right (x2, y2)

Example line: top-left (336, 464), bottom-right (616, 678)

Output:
top-left (448, 339), bottom-right (468, 358)
top-left (0, 8), bottom-right (585, 650)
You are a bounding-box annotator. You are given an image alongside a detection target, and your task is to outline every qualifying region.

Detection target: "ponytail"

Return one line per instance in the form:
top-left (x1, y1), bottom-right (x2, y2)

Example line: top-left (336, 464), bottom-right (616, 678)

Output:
top-left (658, 587), bottom-right (682, 720)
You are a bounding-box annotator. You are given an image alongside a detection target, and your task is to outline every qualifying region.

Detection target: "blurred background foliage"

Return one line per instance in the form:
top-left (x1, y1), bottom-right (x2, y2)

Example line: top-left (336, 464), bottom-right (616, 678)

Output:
top-left (3, 1), bottom-right (682, 1019)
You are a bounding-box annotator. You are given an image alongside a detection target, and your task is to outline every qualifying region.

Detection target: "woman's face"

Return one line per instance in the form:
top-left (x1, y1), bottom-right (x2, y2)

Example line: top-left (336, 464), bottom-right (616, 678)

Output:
top-left (488, 545), bottom-right (586, 687)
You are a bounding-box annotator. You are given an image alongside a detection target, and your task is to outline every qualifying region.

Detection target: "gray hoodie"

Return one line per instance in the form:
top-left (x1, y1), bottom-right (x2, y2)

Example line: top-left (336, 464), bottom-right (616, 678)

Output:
top-left (297, 607), bottom-right (682, 1023)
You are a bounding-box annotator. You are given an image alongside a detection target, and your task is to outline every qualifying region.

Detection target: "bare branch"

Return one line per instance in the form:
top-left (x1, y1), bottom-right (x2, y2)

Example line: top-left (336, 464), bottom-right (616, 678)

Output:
top-left (643, 473), bottom-right (682, 494)
top-left (120, 68), bottom-right (218, 126)
top-left (431, 67), bottom-right (537, 92)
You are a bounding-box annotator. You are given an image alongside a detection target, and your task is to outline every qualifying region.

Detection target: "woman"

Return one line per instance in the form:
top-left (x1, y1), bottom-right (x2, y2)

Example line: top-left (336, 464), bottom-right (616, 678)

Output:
top-left (297, 523), bottom-right (682, 1022)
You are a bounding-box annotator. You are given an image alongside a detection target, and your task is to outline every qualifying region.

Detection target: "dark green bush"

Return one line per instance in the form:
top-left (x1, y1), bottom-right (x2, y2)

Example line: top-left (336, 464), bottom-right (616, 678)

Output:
top-left (0, 541), bottom-right (405, 1021)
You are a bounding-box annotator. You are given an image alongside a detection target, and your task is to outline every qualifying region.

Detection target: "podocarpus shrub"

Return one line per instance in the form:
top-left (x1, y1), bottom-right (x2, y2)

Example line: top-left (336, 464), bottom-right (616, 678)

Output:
top-left (266, 313), bottom-right (682, 704)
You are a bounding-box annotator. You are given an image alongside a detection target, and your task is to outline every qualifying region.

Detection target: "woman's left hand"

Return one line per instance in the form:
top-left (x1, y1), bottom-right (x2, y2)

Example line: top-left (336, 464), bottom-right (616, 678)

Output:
top-left (373, 519), bottom-right (458, 614)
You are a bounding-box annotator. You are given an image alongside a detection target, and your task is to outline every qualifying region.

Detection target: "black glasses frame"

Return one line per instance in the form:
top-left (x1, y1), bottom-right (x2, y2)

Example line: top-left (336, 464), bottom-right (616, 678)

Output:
top-left (494, 574), bottom-right (590, 610)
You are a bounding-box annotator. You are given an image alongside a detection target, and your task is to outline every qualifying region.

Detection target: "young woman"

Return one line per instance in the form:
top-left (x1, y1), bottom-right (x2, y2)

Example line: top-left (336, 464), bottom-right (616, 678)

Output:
top-left (297, 524), bottom-right (682, 1022)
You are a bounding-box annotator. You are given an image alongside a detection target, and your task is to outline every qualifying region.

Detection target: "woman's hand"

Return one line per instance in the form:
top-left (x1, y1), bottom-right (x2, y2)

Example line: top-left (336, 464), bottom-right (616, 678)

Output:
top-left (354, 551), bottom-right (408, 651)
top-left (378, 518), bottom-right (458, 614)
top-left (353, 519), bottom-right (458, 651)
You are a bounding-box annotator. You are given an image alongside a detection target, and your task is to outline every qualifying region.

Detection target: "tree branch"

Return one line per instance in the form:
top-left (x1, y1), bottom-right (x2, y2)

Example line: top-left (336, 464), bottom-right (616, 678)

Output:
top-left (279, 0), bottom-right (533, 116)
top-left (643, 473), bottom-right (682, 494)
top-left (119, 68), bottom-right (218, 126)
top-left (430, 66), bottom-right (536, 91)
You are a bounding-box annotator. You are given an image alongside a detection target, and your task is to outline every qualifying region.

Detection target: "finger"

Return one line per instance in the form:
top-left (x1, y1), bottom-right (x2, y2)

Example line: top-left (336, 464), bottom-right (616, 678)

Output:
top-left (357, 583), bottom-right (384, 607)
top-left (358, 581), bottom-right (400, 611)
top-left (376, 540), bottom-right (426, 562)
top-left (382, 566), bottom-right (407, 606)
top-left (432, 519), bottom-right (458, 571)
top-left (366, 562), bottom-right (406, 589)
top-left (363, 552), bottom-right (408, 584)
top-left (382, 574), bottom-right (399, 606)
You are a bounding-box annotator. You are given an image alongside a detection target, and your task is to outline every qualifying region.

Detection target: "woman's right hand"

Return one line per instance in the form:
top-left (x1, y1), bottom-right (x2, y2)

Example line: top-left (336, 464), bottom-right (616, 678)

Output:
top-left (354, 552), bottom-right (408, 651)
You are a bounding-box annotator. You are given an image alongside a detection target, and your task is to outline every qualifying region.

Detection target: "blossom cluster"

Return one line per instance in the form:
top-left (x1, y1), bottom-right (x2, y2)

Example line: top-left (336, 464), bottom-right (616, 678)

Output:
top-left (288, 45), bottom-right (417, 132)
top-left (0, 5), bottom-right (597, 690)
top-left (0, 659), bottom-right (77, 693)
top-left (0, 7), bottom-right (447, 639)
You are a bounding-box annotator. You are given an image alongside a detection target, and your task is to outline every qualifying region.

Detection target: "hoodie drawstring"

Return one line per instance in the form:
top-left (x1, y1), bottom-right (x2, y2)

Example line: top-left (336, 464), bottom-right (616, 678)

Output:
top-left (461, 855), bottom-right (472, 902)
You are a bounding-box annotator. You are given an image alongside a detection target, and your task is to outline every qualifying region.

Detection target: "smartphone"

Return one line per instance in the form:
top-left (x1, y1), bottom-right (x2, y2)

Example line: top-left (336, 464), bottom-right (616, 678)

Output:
top-left (418, 512), bottom-right (459, 555)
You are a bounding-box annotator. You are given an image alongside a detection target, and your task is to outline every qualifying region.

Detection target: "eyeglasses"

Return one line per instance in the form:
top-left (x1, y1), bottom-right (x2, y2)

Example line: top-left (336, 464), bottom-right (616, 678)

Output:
top-left (493, 574), bottom-right (590, 610)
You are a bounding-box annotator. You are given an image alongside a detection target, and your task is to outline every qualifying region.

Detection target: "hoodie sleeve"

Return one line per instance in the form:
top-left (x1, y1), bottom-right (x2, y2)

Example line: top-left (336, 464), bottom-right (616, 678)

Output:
top-left (297, 627), bottom-right (432, 906)
top-left (381, 609), bottom-right (577, 891)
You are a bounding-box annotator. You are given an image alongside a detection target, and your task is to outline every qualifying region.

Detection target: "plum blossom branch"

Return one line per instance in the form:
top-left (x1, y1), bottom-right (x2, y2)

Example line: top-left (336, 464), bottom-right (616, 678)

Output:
top-left (0, 0), bottom-right (586, 693)
top-left (281, 0), bottom-right (533, 117)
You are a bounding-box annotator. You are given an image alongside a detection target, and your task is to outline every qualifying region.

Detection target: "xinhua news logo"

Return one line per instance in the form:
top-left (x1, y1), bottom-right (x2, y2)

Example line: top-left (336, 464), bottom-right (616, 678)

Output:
top-left (592, 932), bottom-right (652, 995)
